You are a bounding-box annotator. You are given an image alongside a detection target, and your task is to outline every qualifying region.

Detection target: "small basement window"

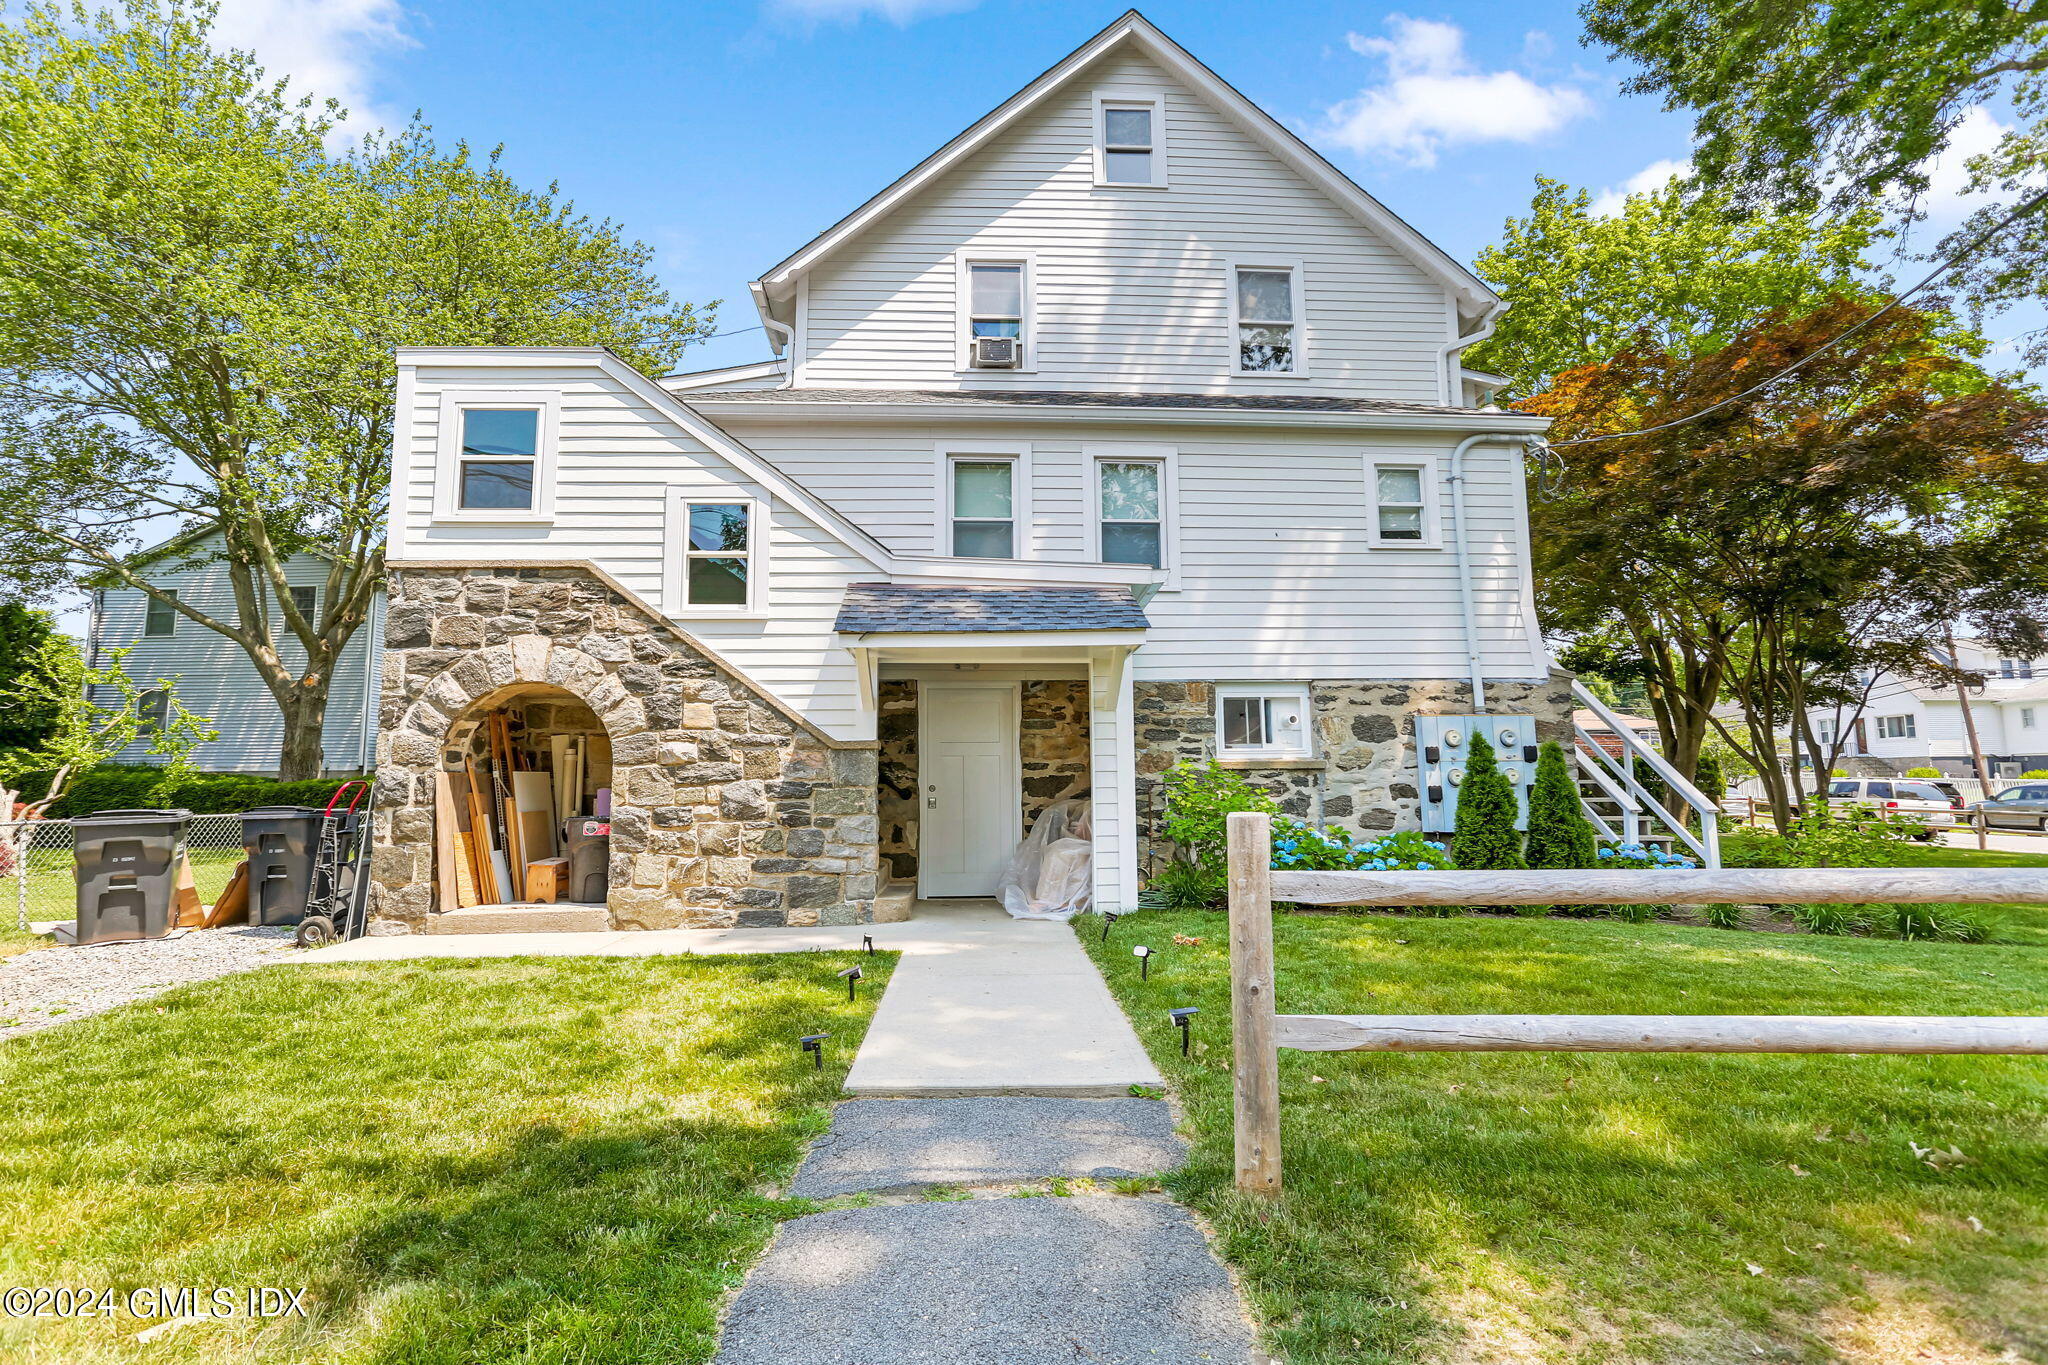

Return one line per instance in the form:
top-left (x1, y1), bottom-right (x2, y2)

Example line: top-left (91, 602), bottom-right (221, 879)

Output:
top-left (1217, 686), bottom-right (1312, 759)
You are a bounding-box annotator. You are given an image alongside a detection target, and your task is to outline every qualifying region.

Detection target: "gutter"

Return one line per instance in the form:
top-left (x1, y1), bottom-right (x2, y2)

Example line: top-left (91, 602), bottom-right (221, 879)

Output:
top-left (691, 400), bottom-right (1550, 434)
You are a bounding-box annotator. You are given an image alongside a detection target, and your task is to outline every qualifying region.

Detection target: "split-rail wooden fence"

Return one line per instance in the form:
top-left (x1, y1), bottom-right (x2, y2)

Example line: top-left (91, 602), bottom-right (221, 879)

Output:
top-left (1225, 811), bottom-right (2048, 1196)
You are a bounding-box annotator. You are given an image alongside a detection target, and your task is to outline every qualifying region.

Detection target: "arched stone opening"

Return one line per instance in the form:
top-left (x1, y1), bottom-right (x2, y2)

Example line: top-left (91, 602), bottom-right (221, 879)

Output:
top-left (368, 566), bottom-right (881, 933)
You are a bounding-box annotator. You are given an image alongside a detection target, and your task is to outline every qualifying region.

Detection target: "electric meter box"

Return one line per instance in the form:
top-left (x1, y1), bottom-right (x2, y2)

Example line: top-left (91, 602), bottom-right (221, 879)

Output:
top-left (1415, 714), bottom-right (1539, 834)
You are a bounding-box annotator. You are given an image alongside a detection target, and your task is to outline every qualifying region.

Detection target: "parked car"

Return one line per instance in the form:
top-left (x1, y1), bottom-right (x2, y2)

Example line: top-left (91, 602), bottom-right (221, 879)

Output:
top-left (1825, 779), bottom-right (1958, 838)
top-left (1969, 782), bottom-right (2048, 832)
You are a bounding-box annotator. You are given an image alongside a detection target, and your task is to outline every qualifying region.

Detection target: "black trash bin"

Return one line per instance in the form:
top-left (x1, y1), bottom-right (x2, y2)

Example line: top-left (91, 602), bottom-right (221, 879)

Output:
top-left (559, 816), bottom-right (610, 904)
top-left (240, 806), bottom-right (326, 926)
top-left (71, 808), bottom-right (191, 945)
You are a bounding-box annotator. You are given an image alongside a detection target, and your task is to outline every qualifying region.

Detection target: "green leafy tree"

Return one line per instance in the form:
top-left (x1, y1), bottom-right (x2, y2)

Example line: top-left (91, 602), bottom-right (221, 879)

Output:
top-left (0, 639), bottom-right (212, 819)
top-left (1523, 299), bottom-right (2048, 827)
top-left (1581, 0), bottom-right (2048, 362)
top-left (1524, 740), bottom-right (1597, 869)
top-left (0, 603), bottom-right (64, 751)
top-left (1471, 175), bottom-right (1882, 397)
top-left (0, 1), bottom-right (713, 777)
top-left (1452, 732), bottom-right (1526, 870)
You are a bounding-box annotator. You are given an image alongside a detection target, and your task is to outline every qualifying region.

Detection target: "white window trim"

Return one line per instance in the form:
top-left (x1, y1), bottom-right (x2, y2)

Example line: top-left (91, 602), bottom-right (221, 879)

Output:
top-left (1092, 86), bottom-right (1169, 188)
top-left (432, 389), bottom-right (560, 523)
top-left (2019, 706), bottom-right (2037, 729)
top-left (143, 588), bottom-right (178, 638)
top-left (662, 487), bottom-right (769, 617)
top-left (955, 250), bottom-right (1038, 373)
top-left (1365, 454), bottom-right (1444, 549)
top-left (1215, 684), bottom-right (1315, 760)
top-left (937, 443), bottom-right (1032, 560)
top-left (1084, 443), bottom-right (1177, 589)
top-left (1877, 714), bottom-right (1916, 739)
top-left (1225, 257), bottom-right (1307, 379)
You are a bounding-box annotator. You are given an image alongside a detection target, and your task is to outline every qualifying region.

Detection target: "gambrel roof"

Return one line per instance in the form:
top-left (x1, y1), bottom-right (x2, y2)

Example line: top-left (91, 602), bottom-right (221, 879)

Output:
top-left (748, 10), bottom-right (1500, 340)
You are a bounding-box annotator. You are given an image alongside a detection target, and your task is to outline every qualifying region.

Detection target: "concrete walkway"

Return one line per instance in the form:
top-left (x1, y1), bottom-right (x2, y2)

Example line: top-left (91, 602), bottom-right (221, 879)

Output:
top-left (715, 1097), bottom-right (1260, 1365)
top-left (291, 899), bottom-right (1160, 1097)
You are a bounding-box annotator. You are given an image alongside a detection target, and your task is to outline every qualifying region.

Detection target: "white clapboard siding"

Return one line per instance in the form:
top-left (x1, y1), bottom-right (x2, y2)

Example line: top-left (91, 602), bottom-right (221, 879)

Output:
top-left (797, 47), bottom-right (1453, 398)
top-left (724, 417), bottom-right (1548, 683)
top-left (396, 360), bottom-right (882, 739)
top-left (92, 542), bottom-right (379, 775)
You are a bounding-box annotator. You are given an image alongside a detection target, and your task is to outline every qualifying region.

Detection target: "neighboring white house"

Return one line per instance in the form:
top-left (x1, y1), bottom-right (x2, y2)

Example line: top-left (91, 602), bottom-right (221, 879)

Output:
top-left (1805, 638), bottom-right (2048, 777)
top-left (88, 530), bottom-right (382, 775)
top-left (358, 11), bottom-right (1567, 932)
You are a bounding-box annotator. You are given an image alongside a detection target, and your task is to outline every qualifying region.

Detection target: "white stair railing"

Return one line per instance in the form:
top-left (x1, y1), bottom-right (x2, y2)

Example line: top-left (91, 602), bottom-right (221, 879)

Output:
top-left (1570, 680), bottom-right (1722, 867)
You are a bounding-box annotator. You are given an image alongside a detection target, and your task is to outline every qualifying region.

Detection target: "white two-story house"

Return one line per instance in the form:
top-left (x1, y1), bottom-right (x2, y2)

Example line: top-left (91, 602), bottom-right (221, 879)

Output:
top-left (1807, 639), bottom-right (2048, 777)
top-left (366, 11), bottom-right (1564, 933)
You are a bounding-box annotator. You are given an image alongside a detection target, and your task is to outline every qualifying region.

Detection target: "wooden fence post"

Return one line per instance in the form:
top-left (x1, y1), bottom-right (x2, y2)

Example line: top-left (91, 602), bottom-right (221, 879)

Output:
top-left (1228, 810), bottom-right (1281, 1196)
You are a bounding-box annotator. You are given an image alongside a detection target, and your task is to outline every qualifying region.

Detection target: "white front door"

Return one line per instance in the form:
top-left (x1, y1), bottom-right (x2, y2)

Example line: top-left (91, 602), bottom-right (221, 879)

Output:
top-left (919, 682), bottom-right (1021, 897)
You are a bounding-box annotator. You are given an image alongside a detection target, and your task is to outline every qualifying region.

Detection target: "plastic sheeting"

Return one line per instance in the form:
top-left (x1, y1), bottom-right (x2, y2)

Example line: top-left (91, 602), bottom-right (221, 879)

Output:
top-left (996, 798), bottom-right (1093, 921)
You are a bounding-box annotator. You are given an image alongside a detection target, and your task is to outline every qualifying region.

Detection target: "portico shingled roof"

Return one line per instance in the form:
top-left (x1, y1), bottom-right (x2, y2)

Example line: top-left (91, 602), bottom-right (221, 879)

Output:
top-left (834, 582), bottom-right (1150, 634)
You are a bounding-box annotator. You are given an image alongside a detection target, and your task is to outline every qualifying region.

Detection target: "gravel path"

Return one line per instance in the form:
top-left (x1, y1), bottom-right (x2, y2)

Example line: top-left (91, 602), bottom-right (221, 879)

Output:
top-left (0, 927), bottom-right (298, 1039)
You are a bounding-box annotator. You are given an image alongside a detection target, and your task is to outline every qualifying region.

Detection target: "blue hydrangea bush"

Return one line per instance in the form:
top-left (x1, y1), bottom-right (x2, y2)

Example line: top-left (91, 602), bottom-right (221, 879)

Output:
top-left (1272, 819), bottom-right (1450, 872)
top-left (1596, 841), bottom-right (1698, 869)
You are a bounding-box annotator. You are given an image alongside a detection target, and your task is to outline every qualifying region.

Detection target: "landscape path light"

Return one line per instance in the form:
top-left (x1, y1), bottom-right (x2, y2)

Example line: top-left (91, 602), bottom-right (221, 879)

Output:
top-left (1133, 944), bottom-right (1153, 981)
top-left (1169, 1007), bottom-right (1199, 1056)
top-left (800, 1034), bottom-right (829, 1070)
top-left (837, 964), bottom-right (863, 1001)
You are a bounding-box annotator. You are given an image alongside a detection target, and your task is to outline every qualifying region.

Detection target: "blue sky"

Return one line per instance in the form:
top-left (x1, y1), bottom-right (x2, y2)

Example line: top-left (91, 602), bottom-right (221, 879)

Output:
top-left (215, 0), bottom-right (2007, 373)
top-left (206, 0), bottom-right (2019, 370)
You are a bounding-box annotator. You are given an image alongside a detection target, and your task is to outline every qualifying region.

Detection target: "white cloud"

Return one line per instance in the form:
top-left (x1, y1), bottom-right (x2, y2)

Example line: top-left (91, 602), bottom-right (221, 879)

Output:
top-left (1318, 15), bottom-right (1594, 167)
top-left (763, 0), bottom-right (978, 25)
top-left (1590, 157), bottom-right (1693, 216)
top-left (1908, 106), bottom-right (2012, 228)
top-left (207, 0), bottom-right (414, 138)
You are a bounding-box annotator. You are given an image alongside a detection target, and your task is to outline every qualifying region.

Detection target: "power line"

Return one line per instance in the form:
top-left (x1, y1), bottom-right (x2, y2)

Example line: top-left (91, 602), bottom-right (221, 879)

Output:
top-left (1544, 185), bottom-right (2048, 448)
top-left (680, 324), bottom-right (764, 346)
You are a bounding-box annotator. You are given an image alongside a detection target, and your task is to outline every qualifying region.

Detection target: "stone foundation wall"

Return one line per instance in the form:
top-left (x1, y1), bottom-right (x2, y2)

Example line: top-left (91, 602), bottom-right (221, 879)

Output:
top-left (371, 566), bottom-right (879, 931)
top-left (872, 678), bottom-right (1091, 881)
top-left (1133, 672), bottom-right (1576, 867)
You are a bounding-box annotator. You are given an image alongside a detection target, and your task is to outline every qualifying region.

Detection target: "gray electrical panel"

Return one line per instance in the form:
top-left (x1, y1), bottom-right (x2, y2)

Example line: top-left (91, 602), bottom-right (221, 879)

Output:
top-left (1415, 714), bottom-right (1539, 833)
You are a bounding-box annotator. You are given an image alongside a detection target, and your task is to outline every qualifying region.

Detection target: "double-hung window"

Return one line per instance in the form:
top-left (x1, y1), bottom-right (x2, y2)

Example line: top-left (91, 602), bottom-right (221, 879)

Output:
top-left (1877, 714), bottom-right (1917, 739)
top-left (1231, 263), bottom-right (1301, 374)
top-left (435, 391), bottom-right (556, 521)
top-left (2022, 706), bottom-right (2038, 730)
top-left (1366, 458), bottom-right (1438, 547)
top-left (950, 458), bottom-right (1016, 558)
top-left (1217, 685), bottom-right (1312, 760)
top-left (2001, 657), bottom-right (2036, 679)
top-left (143, 591), bottom-right (177, 638)
top-left (137, 688), bottom-right (169, 732)
top-left (458, 408), bottom-right (540, 511)
top-left (681, 501), bottom-right (754, 607)
top-left (959, 256), bottom-right (1031, 370)
top-left (1096, 93), bottom-right (1164, 186)
top-left (1097, 459), bottom-right (1163, 568)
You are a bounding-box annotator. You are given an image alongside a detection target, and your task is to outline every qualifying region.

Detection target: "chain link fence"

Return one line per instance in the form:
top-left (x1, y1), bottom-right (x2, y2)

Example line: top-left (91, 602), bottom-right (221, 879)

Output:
top-left (2, 815), bottom-right (246, 932)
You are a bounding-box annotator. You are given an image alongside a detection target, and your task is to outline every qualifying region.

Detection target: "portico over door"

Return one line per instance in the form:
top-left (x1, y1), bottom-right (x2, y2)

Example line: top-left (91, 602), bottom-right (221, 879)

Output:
top-left (918, 682), bottom-right (1021, 897)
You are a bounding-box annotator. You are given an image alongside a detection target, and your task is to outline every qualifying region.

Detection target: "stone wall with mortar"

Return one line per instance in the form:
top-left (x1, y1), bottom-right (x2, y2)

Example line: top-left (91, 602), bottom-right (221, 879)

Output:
top-left (1133, 672), bottom-right (1576, 867)
top-left (371, 565), bottom-right (878, 932)
top-left (872, 678), bottom-right (1091, 882)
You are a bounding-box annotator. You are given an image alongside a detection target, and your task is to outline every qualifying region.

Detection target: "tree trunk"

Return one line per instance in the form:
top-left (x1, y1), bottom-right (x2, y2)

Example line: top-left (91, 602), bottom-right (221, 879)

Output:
top-left (276, 680), bottom-right (332, 782)
top-left (1948, 630), bottom-right (1995, 787)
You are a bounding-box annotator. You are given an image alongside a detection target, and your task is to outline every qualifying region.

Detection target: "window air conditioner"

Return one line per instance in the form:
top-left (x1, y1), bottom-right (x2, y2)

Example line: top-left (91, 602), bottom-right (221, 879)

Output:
top-left (972, 335), bottom-right (1020, 368)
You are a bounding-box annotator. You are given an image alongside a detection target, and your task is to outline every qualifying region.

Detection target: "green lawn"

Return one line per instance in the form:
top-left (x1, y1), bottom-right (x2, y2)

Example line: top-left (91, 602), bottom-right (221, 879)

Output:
top-left (0, 951), bottom-right (890, 1364)
top-left (1888, 843), bottom-right (2048, 946)
top-left (1086, 905), bottom-right (2048, 1365)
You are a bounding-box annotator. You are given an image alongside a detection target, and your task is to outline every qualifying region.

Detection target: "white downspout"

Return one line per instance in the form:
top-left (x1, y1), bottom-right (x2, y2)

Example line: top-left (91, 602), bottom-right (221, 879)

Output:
top-left (1448, 434), bottom-right (1532, 715)
top-left (1437, 300), bottom-right (1506, 406)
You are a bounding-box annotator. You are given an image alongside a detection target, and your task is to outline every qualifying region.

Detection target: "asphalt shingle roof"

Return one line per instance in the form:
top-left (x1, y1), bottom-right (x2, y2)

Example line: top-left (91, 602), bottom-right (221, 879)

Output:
top-left (834, 582), bottom-right (1150, 634)
top-left (691, 387), bottom-right (1484, 417)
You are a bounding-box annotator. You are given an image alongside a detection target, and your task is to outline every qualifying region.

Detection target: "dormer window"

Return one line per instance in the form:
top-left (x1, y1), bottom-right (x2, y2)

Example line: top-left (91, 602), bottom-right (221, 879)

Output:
top-left (1231, 262), bottom-right (1303, 375)
top-left (1095, 90), bottom-right (1165, 187)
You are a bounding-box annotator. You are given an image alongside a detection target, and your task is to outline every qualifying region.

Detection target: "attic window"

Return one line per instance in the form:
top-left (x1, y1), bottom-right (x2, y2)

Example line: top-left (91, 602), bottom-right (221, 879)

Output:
top-left (433, 389), bottom-right (558, 522)
top-left (144, 590), bottom-right (177, 638)
top-left (1095, 91), bottom-right (1165, 187)
top-left (458, 408), bottom-right (539, 511)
